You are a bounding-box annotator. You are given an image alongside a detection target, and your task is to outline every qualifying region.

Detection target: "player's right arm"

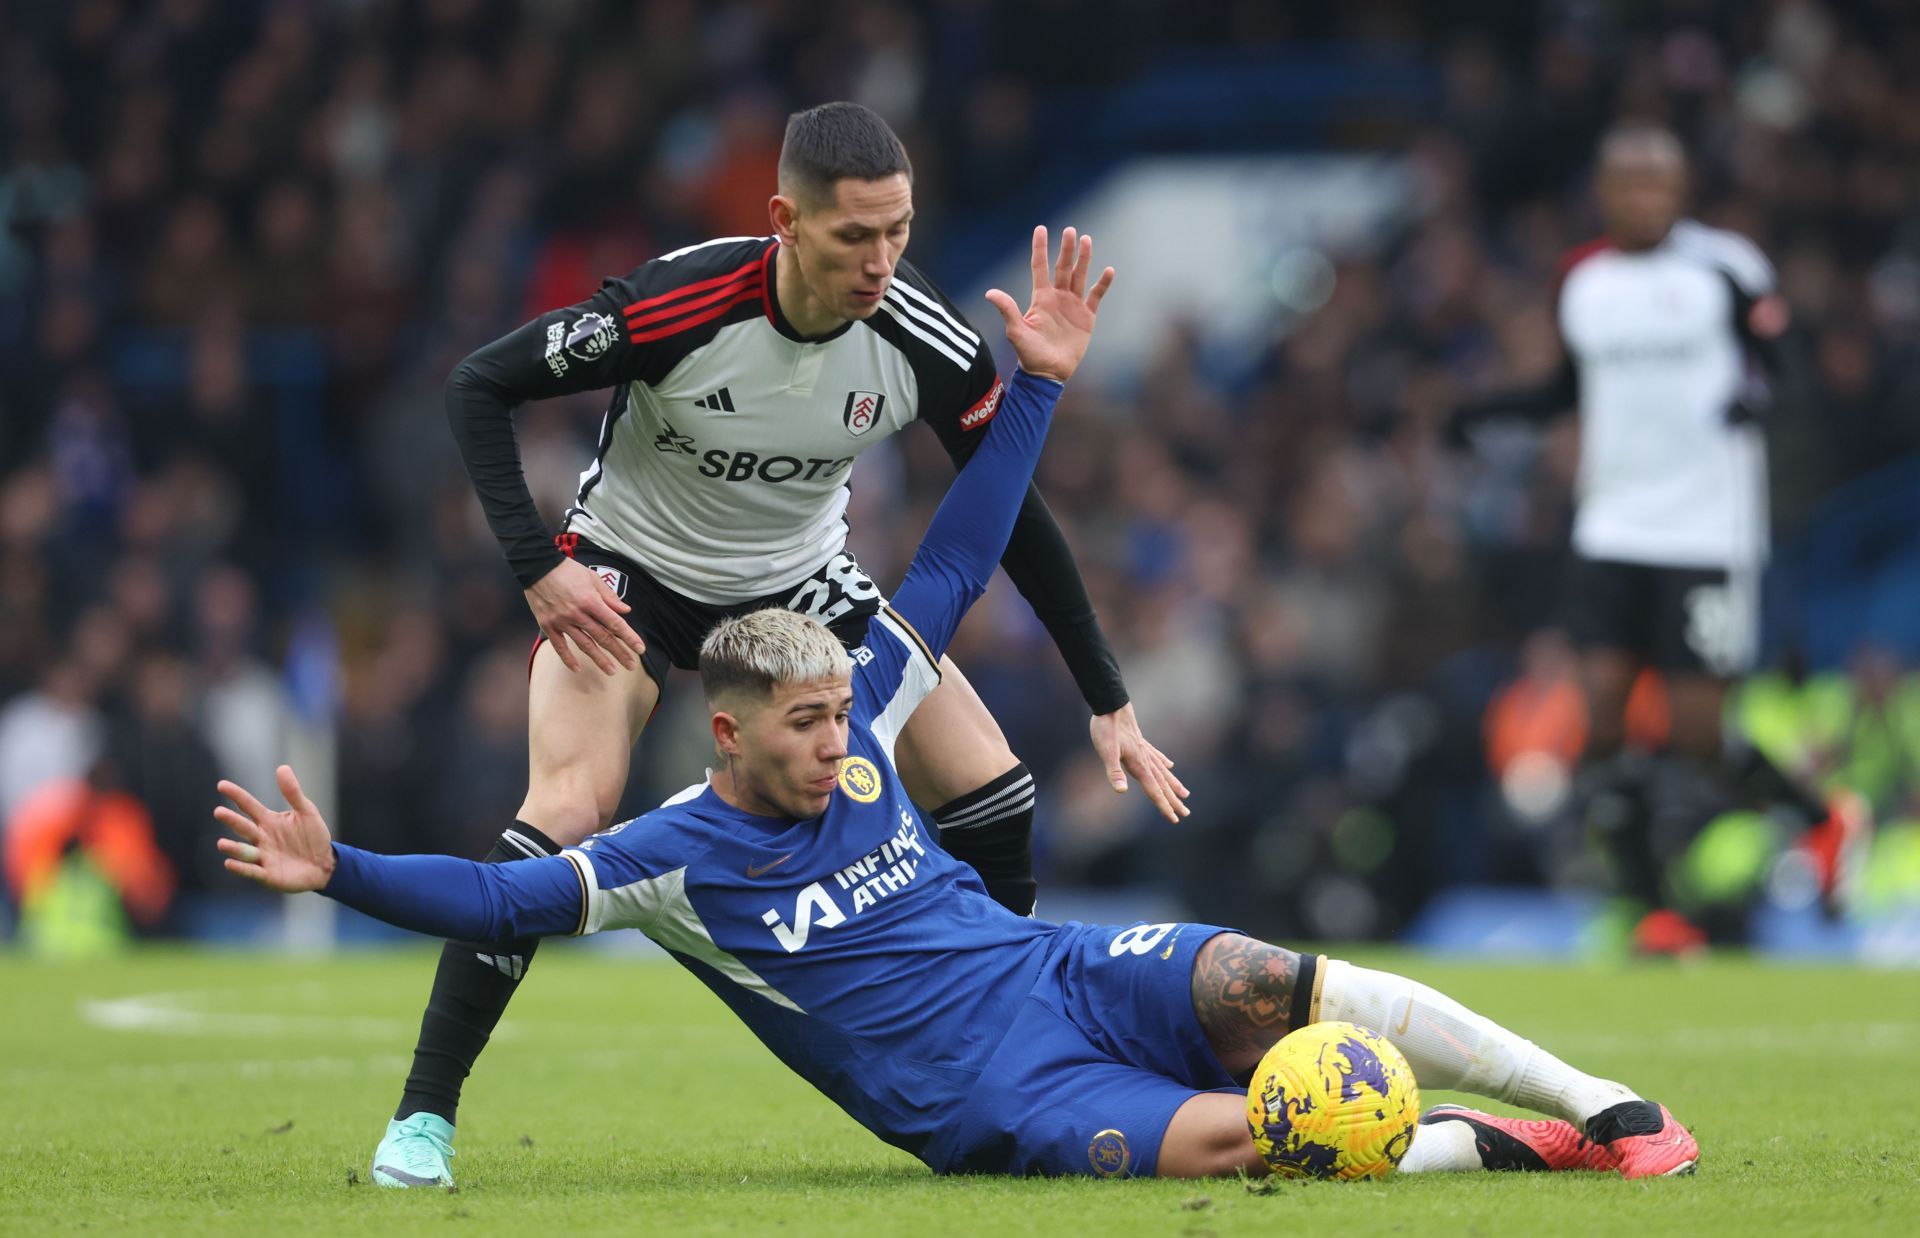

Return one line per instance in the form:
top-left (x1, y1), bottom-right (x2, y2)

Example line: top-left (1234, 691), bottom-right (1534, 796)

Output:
top-left (446, 269), bottom-right (665, 674)
top-left (1449, 353), bottom-right (1580, 440)
top-left (1447, 243), bottom-right (1591, 442)
top-left (215, 766), bottom-right (593, 940)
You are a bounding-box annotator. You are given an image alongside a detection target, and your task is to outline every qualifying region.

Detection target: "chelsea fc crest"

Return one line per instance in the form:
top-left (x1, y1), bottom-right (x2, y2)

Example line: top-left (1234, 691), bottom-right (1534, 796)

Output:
top-left (843, 390), bottom-right (887, 436)
top-left (837, 756), bottom-right (882, 803)
top-left (1088, 1129), bottom-right (1131, 1177)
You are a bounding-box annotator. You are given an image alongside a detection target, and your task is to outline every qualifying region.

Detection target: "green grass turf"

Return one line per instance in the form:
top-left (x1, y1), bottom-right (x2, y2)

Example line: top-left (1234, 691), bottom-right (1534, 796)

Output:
top-left (2, 944), bottom-right (1916, 1236)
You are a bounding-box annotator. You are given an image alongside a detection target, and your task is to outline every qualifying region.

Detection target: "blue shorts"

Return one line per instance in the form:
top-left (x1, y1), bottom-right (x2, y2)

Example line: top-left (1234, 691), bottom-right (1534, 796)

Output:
top-left (932, 921), bottom-right (1240, 1178)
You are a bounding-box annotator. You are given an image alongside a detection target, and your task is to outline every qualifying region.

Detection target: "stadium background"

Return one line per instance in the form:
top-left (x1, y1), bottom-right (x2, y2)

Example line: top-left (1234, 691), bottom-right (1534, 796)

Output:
top-left (3, 0), bottom-right (1918, 958)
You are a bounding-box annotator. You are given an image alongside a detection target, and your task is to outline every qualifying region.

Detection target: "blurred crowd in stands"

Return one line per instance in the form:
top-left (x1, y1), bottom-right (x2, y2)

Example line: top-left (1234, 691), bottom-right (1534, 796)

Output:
top-left (5, 0), bottom-right (1919, 942)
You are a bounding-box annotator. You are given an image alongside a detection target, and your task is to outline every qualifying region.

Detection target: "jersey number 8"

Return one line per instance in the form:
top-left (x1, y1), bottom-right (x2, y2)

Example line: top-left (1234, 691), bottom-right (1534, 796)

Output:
top-left (787, 553), bottom-right (881, 625)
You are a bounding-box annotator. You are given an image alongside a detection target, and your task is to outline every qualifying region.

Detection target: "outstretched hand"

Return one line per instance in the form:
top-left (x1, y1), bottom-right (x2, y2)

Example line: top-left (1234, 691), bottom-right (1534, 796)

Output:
top-left (215, 765), bottom-right (338, 893)
top-left (984, 226), bottom-right (1114, 384)
top-left (1089, 703), bottom-right (1191, 823)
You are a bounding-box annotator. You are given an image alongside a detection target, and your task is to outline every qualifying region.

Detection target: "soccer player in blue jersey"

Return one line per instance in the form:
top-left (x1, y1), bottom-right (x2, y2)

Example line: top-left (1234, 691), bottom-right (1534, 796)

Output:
top-left (217, 229), bottom-right (1698, 1180)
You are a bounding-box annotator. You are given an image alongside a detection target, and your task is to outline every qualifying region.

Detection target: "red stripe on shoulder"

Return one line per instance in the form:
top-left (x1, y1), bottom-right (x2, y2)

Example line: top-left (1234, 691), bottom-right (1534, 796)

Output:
top-left (625, 273), bottom-right (760, 329)
top-left (628, 285), bottom-right (764, 343)
top-left (624, 254), bottom-right (766, 316)
top-left (759, 244), bottom-right (776, 325)
top-left (1555, 237), bottom-right (1615, 284)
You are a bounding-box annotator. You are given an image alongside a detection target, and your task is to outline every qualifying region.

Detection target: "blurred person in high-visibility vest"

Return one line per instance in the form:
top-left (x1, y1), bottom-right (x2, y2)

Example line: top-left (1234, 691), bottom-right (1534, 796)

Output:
top-left (4, 756), bottom-right (175, 955)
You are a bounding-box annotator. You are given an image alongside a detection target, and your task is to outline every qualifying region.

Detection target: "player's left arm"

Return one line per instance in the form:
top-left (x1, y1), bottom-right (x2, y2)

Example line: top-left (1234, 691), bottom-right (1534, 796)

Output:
top-left (214, 767), bottom-right (590, 941)
top-left (916, 255), bottom-right (1189, 821)
top-left (926, 373), bottom-right (1124, 714)
top-left (888, 229), bottom-right (1105, 647)
top-left (1721, 254), bottom-right (1807, 426)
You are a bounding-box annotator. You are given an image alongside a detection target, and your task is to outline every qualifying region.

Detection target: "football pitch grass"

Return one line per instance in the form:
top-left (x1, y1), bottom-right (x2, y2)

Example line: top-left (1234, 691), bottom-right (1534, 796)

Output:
top-left (4, 945), bottom-right (1916, 1236)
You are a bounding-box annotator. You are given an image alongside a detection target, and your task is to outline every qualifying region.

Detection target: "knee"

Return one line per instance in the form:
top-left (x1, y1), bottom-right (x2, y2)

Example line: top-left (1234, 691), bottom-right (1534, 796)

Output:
top-left (1664, 697), bottom-right (1725, 765)
top-left (520, 770), bottom-right (624, 845)
top-left (1190, 935), bottom-right (1309, 1079)
top-left (1197, 1130), bottom-right (1265, 1179)
top-left (1579, 657), bottom-right (1636, 756)
top-left (1156, 1108), bottom-right (1265, 1179)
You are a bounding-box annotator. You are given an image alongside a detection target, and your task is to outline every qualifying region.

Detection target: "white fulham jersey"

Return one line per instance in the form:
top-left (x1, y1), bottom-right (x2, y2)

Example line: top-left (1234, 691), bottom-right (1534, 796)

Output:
top-left (545, 237), bottom-right (1002, 603)
top-left (1557, 219), bottom-right (1774, 569)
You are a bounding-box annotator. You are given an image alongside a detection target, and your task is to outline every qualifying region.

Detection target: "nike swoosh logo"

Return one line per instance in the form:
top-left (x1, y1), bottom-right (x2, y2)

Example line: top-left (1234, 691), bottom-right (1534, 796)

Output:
top-left (1395, 991), bottom-right (1415, 1036)
top-left (745, 853), bottom-right (796, 879)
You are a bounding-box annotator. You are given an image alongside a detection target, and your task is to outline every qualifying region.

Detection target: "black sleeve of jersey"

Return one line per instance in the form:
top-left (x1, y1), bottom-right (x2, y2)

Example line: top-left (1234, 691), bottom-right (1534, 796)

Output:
top-left (1724, 276), bottom-right (1806, 426)
top-left (446, 305), bottom-right (621, 588)
top-left (921, 347), bottom-right (1129, 716)
top-left (448, 245), bottom-right (768, 589)
top-left (1002, 481), bottom-right (1128, 715)
top-left (1727, 277), bottom-right (1785, 372)
top-left (1449, 354), bottom-right (1580, 439)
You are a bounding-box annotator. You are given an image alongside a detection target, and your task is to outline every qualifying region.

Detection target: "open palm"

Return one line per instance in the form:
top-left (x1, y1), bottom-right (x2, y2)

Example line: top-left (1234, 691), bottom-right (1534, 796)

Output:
top-left (215, 765), bottom-right (338, 893)
top-left (985, 225), bottom-right (1114, 384)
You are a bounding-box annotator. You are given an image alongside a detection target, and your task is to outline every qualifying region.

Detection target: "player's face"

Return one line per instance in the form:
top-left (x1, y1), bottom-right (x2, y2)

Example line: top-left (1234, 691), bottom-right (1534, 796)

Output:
top-left (788, 174), bottom-right (914, 325)
top-left (732, 676), bottom-right (854, 819)
top-left (1598, 154), bottom-right (1685, 251)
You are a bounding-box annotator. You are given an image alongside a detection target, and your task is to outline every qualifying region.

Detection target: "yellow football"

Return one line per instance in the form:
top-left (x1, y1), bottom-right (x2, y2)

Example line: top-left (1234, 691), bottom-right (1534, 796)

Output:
top-left (1245, 1020), bottom-right (1420, 1180)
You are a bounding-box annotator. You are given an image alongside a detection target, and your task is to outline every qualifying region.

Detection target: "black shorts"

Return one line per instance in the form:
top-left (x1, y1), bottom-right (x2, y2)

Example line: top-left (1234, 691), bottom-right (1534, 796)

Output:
top-left (1562, 556), bottom-right (1757, 676)
top-left (539, 535), bottom-right (887, 691)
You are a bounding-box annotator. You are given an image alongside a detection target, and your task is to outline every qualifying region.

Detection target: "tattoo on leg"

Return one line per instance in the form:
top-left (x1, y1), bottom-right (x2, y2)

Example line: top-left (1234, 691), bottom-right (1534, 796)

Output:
top-left (1191, 935), bottom-right (1302, 1081)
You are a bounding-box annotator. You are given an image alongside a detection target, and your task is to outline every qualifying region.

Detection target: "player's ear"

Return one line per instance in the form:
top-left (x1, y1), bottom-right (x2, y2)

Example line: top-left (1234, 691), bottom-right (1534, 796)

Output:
top-left (770, 194), bottom-right (799, 246)
top-left (711, 709), bottom-right (744, 757)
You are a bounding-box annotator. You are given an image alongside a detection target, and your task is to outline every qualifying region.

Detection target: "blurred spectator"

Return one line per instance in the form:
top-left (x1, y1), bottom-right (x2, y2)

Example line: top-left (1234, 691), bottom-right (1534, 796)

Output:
top-left (0, 659), bottom-right (103, 825)
top-left (4, 755), bottom-right (176, 954)
top-left (194, 565), bottom-right (292, 804)
top-left (107, 651), bottom-right (223, 898)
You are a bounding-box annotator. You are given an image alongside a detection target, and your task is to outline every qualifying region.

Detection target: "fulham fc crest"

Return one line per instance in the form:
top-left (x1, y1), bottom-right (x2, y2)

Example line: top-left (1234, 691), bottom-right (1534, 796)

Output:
top-left (843, 390), bottom-right (887, 436)
top-left (592, 565), bottom-right (627, 598)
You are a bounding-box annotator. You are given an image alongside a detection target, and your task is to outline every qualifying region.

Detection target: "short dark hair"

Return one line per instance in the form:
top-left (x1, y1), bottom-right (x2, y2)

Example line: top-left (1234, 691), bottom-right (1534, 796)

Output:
top-left (1598, 122), bottom-right (1686, 172)
top-left (778, 102), bottom-right (912, 206)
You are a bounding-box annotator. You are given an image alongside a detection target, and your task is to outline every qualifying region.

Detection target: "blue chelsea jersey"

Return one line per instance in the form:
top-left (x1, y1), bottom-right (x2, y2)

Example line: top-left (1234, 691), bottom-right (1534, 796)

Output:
top-left (558, 607), bottom-right (1053, 1158)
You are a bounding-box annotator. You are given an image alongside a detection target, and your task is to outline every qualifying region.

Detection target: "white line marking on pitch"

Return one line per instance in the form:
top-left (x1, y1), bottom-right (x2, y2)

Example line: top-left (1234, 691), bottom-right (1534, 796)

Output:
top-left (1549, 1020), bottom-right (1919, 1055)
top-left (75, 984), bottom-right (530, 1042)
top-left (1, 1053), bottom-right (416, 1089)
top-left (79, 990), bottom-right (422, 1040)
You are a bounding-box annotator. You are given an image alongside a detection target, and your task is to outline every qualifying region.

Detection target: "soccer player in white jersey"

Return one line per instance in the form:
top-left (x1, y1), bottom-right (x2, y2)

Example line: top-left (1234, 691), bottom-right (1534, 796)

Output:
top-left (218, 230), bottom-right (1698, 1178)
top-left (374, 103), bottom-right (1187, 1187)
top-left (1453, 123), bottom-right (1859, 950)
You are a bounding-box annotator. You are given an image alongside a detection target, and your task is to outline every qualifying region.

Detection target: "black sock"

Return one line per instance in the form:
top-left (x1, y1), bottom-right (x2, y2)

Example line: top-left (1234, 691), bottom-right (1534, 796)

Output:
top-left (396, 821), bottom-right (561, 1124)
top-left (1723, 742), bottom-right (1827, 822)
top-left (932, 764), bottom-right (1037, 916)
top-left (1579, 753), bottom-right (1665, 909)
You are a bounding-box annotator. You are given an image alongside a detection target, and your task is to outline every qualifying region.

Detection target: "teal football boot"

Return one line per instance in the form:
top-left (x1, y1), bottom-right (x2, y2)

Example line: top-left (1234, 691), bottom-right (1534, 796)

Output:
top-left (370, 1113), bottom-right (456, 1188)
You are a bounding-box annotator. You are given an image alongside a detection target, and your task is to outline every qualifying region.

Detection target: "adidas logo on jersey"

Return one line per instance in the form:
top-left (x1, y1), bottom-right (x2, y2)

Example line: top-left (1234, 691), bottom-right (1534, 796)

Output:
top-left (693, 387), bottom-right (736, 412)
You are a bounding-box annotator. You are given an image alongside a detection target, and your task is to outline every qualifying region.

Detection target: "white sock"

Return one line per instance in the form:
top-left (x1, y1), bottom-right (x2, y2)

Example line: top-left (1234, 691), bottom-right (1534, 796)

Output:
top-left (1315, 959), bottom-right (1638, 1127)
top-left (1395, 1119), bottom-right (1482, 1173)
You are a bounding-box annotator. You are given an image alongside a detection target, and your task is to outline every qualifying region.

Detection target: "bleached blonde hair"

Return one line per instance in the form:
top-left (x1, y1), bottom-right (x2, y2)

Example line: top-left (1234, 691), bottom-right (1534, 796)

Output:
top-left (699, 608), bottom-right (853, 708)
